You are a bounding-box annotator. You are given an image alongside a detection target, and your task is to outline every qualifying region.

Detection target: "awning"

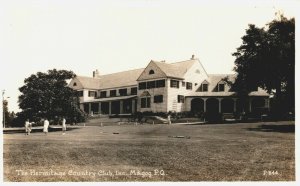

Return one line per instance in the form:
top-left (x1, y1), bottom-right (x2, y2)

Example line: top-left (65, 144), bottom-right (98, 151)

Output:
top-left (82, 95), bottom-right (137, 103)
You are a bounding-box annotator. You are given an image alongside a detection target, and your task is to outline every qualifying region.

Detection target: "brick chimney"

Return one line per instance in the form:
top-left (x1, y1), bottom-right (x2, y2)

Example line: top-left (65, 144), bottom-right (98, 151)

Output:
top-left (191, 54), bottom-right (195, 60)
top-left (93, 69), bottom-right (100, 78)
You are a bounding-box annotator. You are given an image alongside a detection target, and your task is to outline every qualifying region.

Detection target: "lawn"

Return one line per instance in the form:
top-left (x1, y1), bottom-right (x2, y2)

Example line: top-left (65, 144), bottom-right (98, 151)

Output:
top-left (3, 121), bottom-right (295, 181)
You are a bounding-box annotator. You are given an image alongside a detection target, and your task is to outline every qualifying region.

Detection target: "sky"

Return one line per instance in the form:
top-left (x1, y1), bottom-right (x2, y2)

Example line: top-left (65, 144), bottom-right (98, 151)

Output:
top-left (0, 0), bottom-right (297, 113)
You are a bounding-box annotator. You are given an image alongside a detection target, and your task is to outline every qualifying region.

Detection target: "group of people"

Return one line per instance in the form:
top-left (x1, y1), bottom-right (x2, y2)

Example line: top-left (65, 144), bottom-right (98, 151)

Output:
top-left (25, 117), bottom-right (67, 135)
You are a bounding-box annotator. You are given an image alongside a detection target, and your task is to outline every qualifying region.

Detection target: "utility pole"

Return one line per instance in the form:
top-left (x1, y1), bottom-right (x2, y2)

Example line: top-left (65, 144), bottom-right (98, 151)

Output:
top-left (2, 90), bottom-right (5, 128)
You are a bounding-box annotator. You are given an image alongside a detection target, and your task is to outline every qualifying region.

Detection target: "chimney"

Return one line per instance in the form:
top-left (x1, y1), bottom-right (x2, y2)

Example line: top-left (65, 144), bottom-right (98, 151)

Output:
top-left (191, 54), bottom-right (195, 60)
top-left (93, 69), bottom-right (100, 78)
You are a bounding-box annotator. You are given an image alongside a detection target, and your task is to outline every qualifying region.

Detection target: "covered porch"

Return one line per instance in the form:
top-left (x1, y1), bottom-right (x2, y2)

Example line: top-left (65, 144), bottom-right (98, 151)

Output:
top-left (187, 96), bottom-right (270, 115)
top-left (81, 95), bottom-right (137, 115)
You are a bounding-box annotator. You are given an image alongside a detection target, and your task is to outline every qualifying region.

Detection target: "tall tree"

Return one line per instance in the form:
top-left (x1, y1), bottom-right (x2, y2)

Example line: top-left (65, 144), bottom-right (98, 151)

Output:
top-left (230, 15), bottom-right (295, 116)
top-left (17, 69), bottom-right (85, 125)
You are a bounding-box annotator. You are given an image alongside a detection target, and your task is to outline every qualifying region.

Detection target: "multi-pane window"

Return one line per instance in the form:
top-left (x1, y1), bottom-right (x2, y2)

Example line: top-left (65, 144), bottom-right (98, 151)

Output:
top-left (154, 95), bottom-right (163, 103)
top-left (156, 79), bottom-right (165, 88)
top-left (139, 79), bottom-right (165, 90)
top-left (139, 82), bottom-right (146, 90)
top-left (186, 82), bottom-right (193, 90)
top-left (170, 80), bottom-right (179, 88)
top-left (131, 87), bottom-right (137, 95)
top-left (177, 95), bottom-right (184, 103)
top-left (77, 91), bottom-right (83, 97)
top-left (88, 91), bottom-right (97, 97)
top-left (100, 91), bottom-right (107, 98)
top-left (202, 84), bottom-right (208, 92)
top-left (141, 97), bottom-right (151, 108)
top-left (119, 88), bottom-right (127, 96)
top-left (218, 84), bottom-right (225, 92)
top-left (110, 90), bottom-right (117, 97)
top-left (146, 81), bottom-right (156, 89)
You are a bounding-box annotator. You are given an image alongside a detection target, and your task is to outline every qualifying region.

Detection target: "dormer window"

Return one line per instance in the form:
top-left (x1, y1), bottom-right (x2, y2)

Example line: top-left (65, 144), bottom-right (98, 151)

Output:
top-left (73, 82), bottom-right (77, 86)
top-left (200, 80), bottom-right (209, 92)
top-left (149, 70), bottom-right (155, 75)
top-left (202, 83), bottom-right (208, 92)
top-left (218, 83), bottom-right (225, 92)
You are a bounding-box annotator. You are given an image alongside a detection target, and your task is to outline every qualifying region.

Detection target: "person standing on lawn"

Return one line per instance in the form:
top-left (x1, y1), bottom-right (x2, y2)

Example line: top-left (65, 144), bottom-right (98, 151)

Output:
top-left (43, 118), bottom-right (49, 135)
top-left (25, 119), bottom-right (31, 135)
top-left (167, 112), bottom-right (172, 125)
top-left (62, 117), bottom-right (67, 135)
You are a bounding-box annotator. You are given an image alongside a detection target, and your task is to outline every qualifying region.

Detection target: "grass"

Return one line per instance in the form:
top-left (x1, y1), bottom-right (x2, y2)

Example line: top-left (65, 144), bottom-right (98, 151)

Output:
top-left (3, 121), bottom-right (295, 181)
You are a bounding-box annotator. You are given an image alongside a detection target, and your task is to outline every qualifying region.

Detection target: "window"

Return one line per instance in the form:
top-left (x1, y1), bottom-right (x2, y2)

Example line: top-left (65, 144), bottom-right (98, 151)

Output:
top-left (149, 70), bottom-right (155, 75)
top-left (141, 97), bottom-right (151, 108)
top-left (177, 95), bottom-right (184, 103)
top-left (182, 81), bottom-right (186, 87)
top-left (218, 84), bottom-right (225, 92)
top-left (202, 84), bottom-right (208, 92)
top-left (131, 87), bottom-right (137, 95)
top-left (110, 90), bottom-right (116, 97)
top-left (146, 81), bottom-right (156, 89)
top-left (170, 80), bottom-right (179, 88)
top-left (186, 82), bottom-right (193, 90)
top-left (154, 95), bottom-right (163, 103)
top-left (156, 79), bottom-right (165, 88)
top-left (119, 88), bottom-right (127, 96)
top-left (73, 82), bottom-right (77, 86)
top-left (139, 82), bottom-right (146, 90)
top-left (195, 69), bottom-right (200, 74)
top-left (77, 91), bottom-right (83, 97)
top-left (100, 91), bottom-right (107, 98)
top-left (88, 91), bottom-right (97, 97)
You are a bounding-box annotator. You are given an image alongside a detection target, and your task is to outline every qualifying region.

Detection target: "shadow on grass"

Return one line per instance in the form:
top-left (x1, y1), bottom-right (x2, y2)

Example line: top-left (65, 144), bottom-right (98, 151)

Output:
top-left (246, 124), bottom-right (295, 133)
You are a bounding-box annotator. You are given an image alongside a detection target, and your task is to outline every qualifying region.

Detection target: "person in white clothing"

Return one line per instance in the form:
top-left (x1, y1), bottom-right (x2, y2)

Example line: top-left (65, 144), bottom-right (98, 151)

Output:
top-left (43, 118), bottom-right (49, 135)
top-left (25, 119), bottom-right (31, 135)
top-left (62, 117), bottom-right (67, 135)
top-left (167, 112), bottom-right (172, 125)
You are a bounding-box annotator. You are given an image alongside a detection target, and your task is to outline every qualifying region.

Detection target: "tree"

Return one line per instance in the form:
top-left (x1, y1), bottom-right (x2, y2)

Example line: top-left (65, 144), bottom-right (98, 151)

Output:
top-left (229, 15), bottom-right (295, 117)
top-left (16, 69), bottom-right (85, 126)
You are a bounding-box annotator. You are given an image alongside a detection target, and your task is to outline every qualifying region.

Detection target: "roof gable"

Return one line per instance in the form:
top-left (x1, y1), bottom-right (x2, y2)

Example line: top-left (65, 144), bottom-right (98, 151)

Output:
top-left (137, 61), bottom-right (167, 81)
top-left (154, 59), bottom-right (197, 79)
top-left (201, 80), bottom-right (210, 84)
top-left (68, 76), bottom-right (100, 90)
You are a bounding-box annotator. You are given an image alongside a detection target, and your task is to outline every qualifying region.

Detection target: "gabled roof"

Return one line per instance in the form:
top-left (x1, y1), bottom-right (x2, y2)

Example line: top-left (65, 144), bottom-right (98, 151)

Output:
top-left (99, 68), bottom-right (144, 89)
top-left (190, 74), bottom-right (269, 97)
top-left (201, 79), bottom-right (210, 84)
top-left (74, 76), bottom-right (101, 89)
top-left (153, 59), bottom-right (197, 79)
top-left (205, 74), bottom-right (235, 92)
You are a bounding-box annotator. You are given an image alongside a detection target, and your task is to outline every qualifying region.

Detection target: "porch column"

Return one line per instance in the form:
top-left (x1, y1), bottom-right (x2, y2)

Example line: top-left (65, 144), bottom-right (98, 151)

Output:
top-left (120, 100), bottom-right (123, 114)
top-left (98, 102), bottom-right (101, 115)
top-left (109, 101), bottom-right (112, 115)
top-left (88, 103), bottom-right (91, 114)
top-left (131, 99), bottom-right (135, 113)
top-left (233, 98), bottom-right (237, 112)
top-left (249, 98), bottom-right (252, 112)
top-left (203, 98), bottom-right (207, 112)
top-left (217, 98), bottom-right (223, 113)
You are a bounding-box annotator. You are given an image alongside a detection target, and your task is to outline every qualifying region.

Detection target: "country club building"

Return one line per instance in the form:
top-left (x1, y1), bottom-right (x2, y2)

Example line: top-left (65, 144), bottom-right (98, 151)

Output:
top-left (69, 56), bottom-right (270, 116)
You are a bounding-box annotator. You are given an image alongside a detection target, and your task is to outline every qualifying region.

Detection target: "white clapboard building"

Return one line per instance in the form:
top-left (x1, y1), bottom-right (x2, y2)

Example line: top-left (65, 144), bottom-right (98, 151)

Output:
top-left (69, 56), bottom-right (270, 116)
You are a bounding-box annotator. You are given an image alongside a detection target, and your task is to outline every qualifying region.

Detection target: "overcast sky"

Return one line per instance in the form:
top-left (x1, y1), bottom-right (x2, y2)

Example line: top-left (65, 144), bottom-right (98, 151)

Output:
top-left (0, 0), bottom-right (297, 112)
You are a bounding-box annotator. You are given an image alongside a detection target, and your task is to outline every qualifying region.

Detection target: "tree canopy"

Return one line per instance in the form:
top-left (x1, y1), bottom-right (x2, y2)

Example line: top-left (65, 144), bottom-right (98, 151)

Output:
top-left (230, 15), bottom-right (295, 115)
top-left (15, 69), bottom-right (85, 126)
